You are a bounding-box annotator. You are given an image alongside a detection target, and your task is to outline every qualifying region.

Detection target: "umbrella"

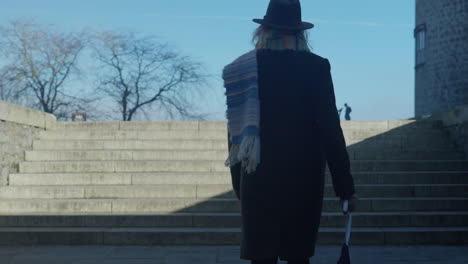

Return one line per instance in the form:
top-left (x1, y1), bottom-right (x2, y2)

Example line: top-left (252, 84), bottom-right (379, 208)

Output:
top-left (337, 200), bottom-right (353, 264)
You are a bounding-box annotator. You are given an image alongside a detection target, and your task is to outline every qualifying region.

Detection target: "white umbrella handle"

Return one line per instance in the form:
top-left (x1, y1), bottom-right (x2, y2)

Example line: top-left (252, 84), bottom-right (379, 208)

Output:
top-left (343, 200), bottom-right (352, 246)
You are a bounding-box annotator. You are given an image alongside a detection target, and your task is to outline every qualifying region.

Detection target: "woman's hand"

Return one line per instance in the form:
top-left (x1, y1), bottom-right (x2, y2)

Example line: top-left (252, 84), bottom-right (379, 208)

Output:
top-left (341, 194), bottom-right (359, 213)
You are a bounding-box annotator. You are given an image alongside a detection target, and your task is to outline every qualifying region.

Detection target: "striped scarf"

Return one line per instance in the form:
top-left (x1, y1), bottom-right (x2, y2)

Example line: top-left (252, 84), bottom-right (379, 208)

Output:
top-left (223, 50), bottom-right (261, 174)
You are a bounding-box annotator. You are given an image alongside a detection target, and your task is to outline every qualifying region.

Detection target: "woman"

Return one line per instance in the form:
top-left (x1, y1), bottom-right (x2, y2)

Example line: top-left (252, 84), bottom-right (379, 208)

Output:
top-left (223, 1), bottom-right (358, 263)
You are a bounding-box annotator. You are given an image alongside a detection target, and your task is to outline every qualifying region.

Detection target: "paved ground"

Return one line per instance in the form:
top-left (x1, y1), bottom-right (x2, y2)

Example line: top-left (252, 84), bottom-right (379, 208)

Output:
top-left (0, 245), bottom-right (466, 264)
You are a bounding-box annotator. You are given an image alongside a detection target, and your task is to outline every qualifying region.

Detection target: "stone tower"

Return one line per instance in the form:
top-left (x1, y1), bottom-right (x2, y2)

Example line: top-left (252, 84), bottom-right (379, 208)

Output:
top-left (415, 0), bottom-right (468, 117)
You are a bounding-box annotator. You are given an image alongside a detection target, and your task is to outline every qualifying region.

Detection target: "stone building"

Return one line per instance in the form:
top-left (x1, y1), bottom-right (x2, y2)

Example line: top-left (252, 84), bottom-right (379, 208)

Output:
top-left (415, 0), bottom-right (468, 116)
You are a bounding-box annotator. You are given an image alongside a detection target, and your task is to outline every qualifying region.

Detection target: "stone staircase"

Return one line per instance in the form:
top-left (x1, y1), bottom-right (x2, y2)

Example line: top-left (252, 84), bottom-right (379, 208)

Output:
top-left (0, 120), bottom-right (467, 245)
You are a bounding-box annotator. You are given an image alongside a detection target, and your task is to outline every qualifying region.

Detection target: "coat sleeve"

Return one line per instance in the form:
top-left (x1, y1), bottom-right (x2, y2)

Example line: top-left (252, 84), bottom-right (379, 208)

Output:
top-left (227, 131), bottom-right (241, 200)
top-left (320, 59), bottom-right (356, 200)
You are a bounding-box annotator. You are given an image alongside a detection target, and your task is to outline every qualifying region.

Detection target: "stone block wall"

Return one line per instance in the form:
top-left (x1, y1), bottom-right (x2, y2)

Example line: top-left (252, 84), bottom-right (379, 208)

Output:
top-left (415, 0), bottom-right (468, 116)
top-left (0, 100), bottom-right (56, 185)
top-left (430, 105), bottom-right (468, 160)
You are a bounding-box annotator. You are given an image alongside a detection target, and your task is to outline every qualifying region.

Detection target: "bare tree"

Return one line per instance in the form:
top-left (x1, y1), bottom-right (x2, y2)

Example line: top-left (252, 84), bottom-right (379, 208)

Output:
top-left (0, 67), bottom-right (25, 103)
top-left (0, 20), bottom-right (93, 118)
top-left (91, 31), bottom-right (209, 121)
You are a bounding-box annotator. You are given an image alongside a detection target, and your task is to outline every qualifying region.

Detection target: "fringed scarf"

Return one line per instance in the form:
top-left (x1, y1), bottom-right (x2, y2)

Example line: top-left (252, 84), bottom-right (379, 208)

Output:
top-left (223, 50), bottom-right (261, 174)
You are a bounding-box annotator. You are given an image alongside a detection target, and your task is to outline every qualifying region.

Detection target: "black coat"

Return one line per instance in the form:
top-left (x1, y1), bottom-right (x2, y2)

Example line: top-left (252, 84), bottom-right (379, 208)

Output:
top-left (226, 49), bottom-right (355, 261)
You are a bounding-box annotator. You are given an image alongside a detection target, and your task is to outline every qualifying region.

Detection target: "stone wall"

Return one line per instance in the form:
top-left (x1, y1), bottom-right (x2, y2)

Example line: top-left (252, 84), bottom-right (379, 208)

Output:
top-left (430, 105), bottom-right (468, 160)
top-left (0, 121), bottom-right (43, 185)
top-left (415, 0), bottom-right (468, 116)
top-left (0, 100), bottom-right (56, 185)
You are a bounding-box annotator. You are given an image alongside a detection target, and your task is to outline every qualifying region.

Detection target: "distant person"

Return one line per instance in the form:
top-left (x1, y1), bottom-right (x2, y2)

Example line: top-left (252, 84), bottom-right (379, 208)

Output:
top-left (344, 103), bottom-right (352, 120)
top-left (222, 1), bottom-right (358, 264)
top-left (338, 107), bottom-right (343, 119)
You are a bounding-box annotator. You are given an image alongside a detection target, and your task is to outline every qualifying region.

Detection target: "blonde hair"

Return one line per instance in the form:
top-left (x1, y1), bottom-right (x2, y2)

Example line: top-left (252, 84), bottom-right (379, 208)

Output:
top-left (252, 25), bottom-right (312, 52)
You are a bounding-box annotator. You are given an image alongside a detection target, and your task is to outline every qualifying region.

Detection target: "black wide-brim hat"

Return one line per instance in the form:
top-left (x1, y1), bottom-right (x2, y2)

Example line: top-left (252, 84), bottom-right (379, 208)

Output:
top-left (253, 0), bottom-right (314, 31)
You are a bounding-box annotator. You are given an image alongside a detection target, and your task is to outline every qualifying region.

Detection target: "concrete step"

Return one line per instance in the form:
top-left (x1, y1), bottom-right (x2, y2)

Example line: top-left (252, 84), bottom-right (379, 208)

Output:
top-left (0, 226), bottom-right (465, 245)
top-left (26, 149), bottom-right (465, 162)
top-left (1, 184), bottom-right (466, 199)
top-left (0, 197), bottom-right (467, 214)
top-left (9, 171), bottom-right (468, 186)
top-left (18, 160), bottom-right (468, 173)
top-left (0, 212), bottom-right (467, 228)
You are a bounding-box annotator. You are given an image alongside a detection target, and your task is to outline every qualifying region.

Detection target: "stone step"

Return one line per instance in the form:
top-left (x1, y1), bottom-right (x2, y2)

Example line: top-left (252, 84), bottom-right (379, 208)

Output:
top-left (38, 129), bottom-right (448, 141)
top-left (18, 160), bottom-right (468, 173)
top-left (33, 138), bottom-right (455, 152)
top-left (346, 130), bottom-right (447, 139)
top-left (0, 226), bottom-right (465, 245)
top-left (51, 121), bottom-right (225, 131)
top-left (0, 197), bottom-right (467, 214)
top-left (33, 139), bottom-right (228, 150)
top-left (0, 212), bottom-right (467, 228)
top-left (25, 150), bottom-right (229, 162)
top-left (49, 120), bottom-right (442, 131)
top-left (34, 140), bottom-right (456, 153)
top-left (25, 149), bottom-right (465, 162)
top-left (338, 120), bottom-right (443, 130)
top-left (9, 171), bottom-right (468, 186)
top-left (1, 184), bottom-right (466, 199)
top-left (348, 149), bottom-right (464, 160)
top-left (41, 130), bottom-right (229, 140)
top-left (347, 137), bottom-right (456, 149)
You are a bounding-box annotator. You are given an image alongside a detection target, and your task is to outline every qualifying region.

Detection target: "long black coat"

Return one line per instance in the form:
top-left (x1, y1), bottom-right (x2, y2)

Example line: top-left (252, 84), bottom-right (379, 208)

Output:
top-left (226, 49), bottom-right (355, 261)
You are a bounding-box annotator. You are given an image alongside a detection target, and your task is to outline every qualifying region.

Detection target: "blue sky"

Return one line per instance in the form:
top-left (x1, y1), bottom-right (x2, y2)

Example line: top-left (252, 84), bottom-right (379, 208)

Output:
top-left (0, 0), bottom-right (416, 121)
